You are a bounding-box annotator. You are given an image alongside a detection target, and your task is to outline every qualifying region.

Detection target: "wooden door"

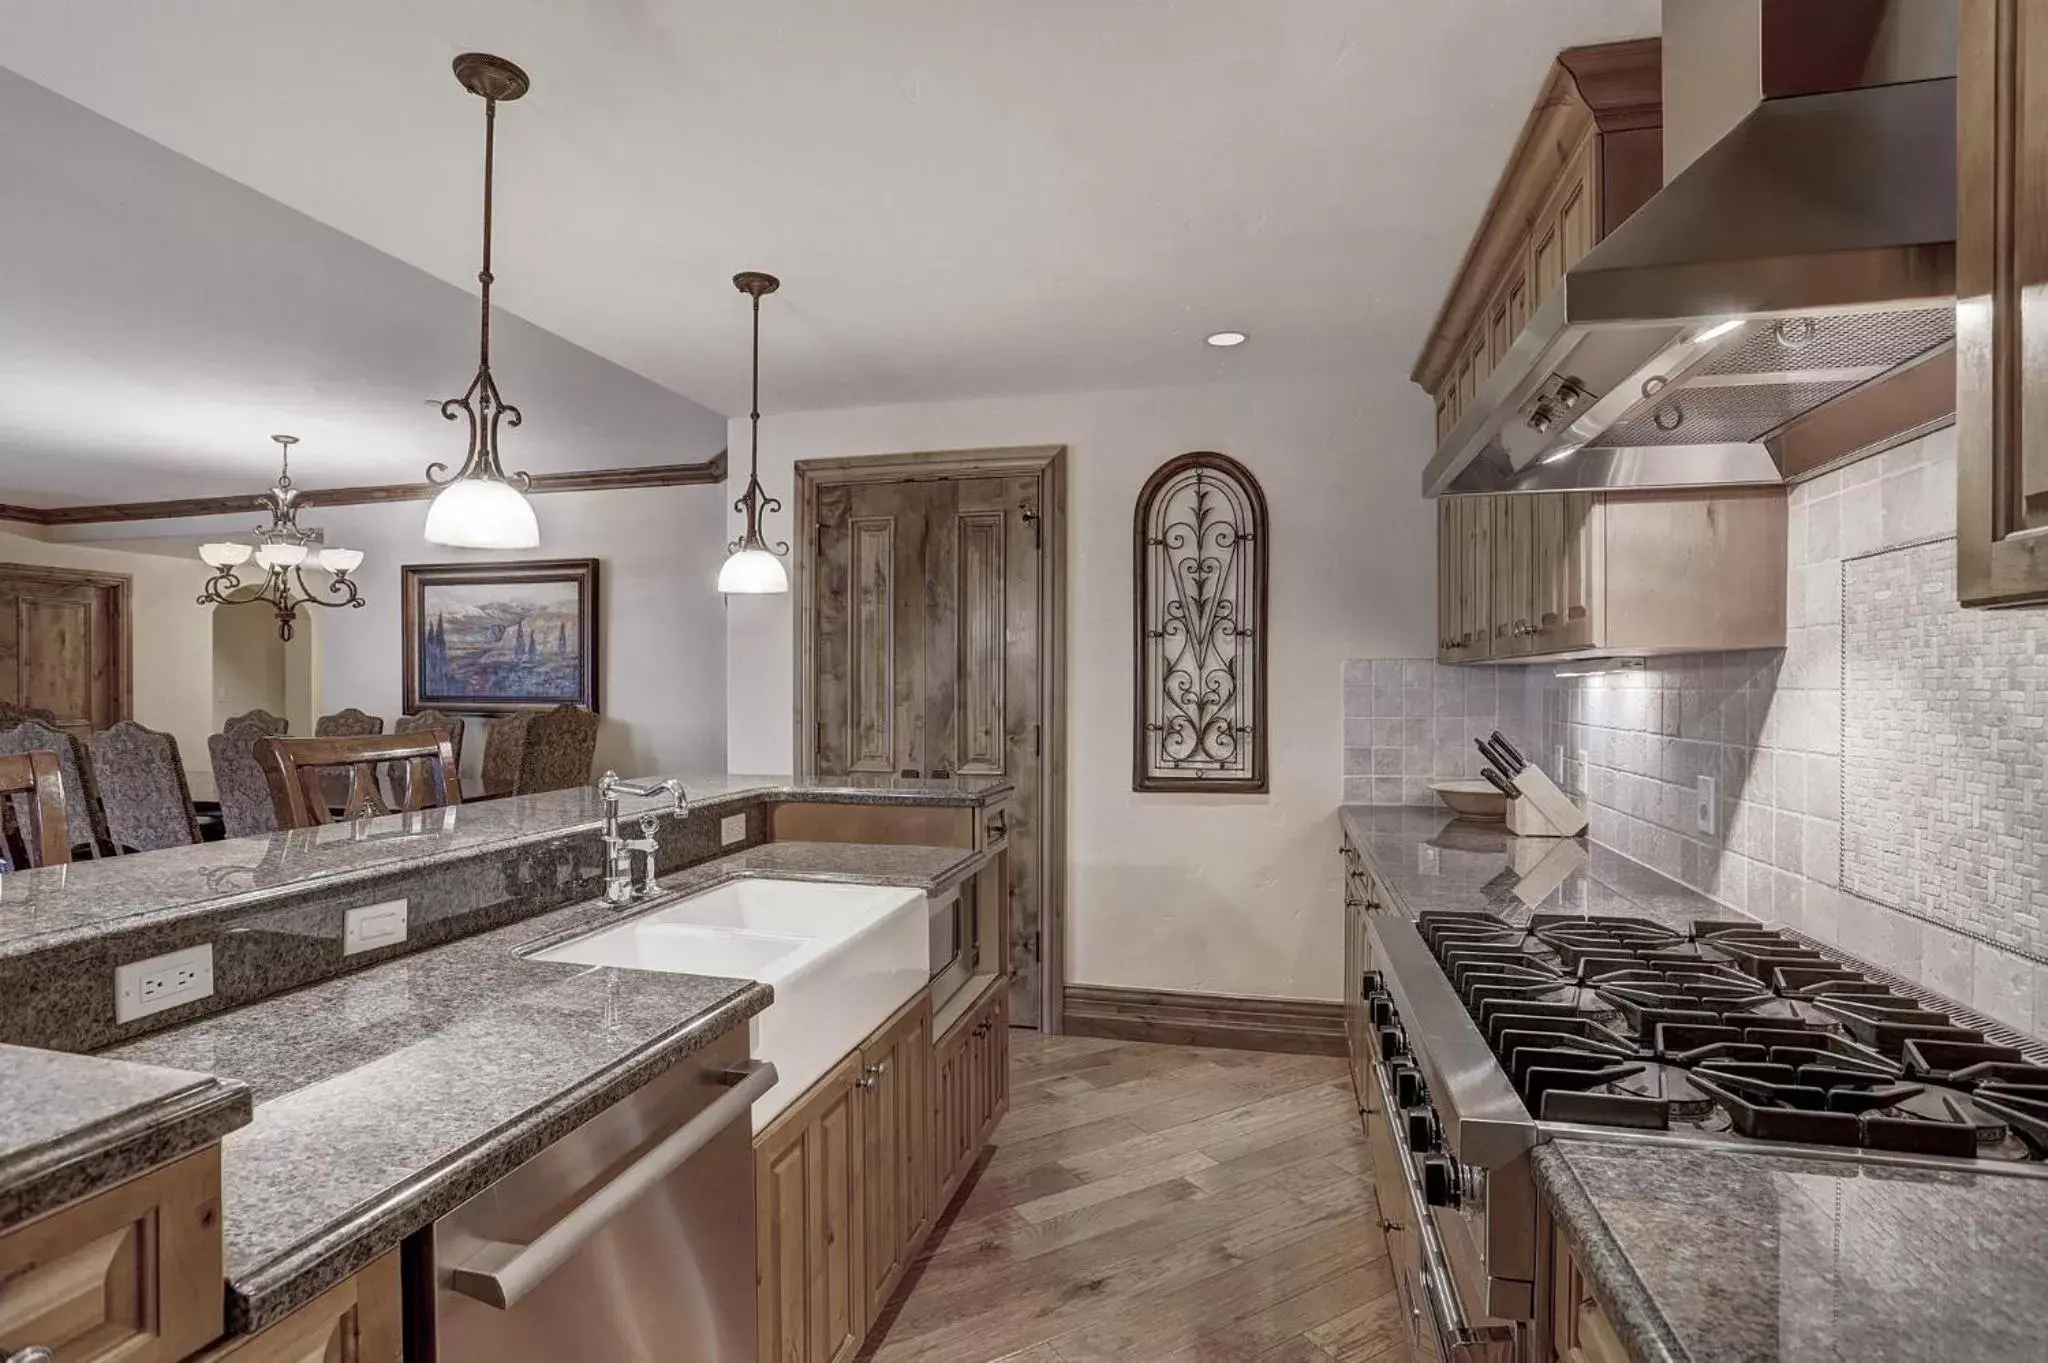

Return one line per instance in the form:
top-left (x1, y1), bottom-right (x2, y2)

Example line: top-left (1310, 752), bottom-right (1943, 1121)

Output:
top-left (858, 995), bottom-right (931, 1322)
top-left (1533, 492), bottom-right (1602, 653)
top-left (1959, 0), bottom-right (2048, 606)
top-left (1450, 497), bottom-right (1493, 662)
top-left (1436, 499), bottom-right (1459, 663)
top-left (813, 476), bottom-right (1047, 1026)
top-left (1489, 497), bottom-right (1537, 659)
top-left (0, 566), bottom-right (128, 736)
top-left (756, 1055), bottom-right (865, 1363)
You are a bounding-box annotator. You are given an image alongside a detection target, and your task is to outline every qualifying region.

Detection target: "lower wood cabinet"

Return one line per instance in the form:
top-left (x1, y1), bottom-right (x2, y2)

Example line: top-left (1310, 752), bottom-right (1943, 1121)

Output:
top-left (0, 1146), bottom-right (224, 1363)
top-left (1545, 1213), bottom-right (1631, 1363)
top-left (190, 1252), bottom-right (400, 1363)
top-left (757, 984), bottom-right (1009, 1363)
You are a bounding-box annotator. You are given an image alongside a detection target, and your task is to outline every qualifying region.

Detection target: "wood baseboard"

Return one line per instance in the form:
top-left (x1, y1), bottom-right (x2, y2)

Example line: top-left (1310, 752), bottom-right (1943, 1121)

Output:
top-left (1061, 984), bottom-right (1344, 1057)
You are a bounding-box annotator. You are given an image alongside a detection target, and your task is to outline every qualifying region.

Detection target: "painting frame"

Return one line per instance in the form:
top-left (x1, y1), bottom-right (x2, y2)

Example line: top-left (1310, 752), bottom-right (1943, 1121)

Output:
top-left (401, 559), bottom-right (600, 716)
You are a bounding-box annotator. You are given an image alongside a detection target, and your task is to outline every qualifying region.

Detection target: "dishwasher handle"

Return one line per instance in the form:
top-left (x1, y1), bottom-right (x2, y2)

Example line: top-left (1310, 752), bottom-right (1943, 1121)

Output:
top-left (446, 1059), bottom-right (778, 1311)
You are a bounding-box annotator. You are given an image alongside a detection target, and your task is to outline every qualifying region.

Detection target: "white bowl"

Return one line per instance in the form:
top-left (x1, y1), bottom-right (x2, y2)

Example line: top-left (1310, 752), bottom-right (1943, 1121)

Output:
top-left (1429, 779), bottom-right (1507, 821)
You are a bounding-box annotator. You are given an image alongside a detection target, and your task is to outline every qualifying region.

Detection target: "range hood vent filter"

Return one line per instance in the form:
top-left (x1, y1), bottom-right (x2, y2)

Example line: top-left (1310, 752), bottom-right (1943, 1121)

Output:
top-left (1696, 307), bottom-right (1955, 378)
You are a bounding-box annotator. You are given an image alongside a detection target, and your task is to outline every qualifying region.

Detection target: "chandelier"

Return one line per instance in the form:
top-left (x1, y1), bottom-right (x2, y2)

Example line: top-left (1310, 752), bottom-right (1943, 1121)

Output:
top-left (423, 52), bottom-right (540, 549)
top-left (197, 435), bottom-right (365, 641)
top-left (718, 271), bottom-right (790, 594)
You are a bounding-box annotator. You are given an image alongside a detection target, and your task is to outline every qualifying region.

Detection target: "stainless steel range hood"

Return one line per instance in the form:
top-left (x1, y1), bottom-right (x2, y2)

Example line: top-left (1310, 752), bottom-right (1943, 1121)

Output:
top-left (1424, 0), bottom-right (1959, 497)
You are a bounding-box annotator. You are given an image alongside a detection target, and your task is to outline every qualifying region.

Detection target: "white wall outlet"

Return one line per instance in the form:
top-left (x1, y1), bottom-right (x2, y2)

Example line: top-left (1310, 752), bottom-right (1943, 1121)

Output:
top-left (343, 899), bottom-right (408, 956)
top-left (720, 813), bottom-right (748, 847)
top-left (1576, 749), bottom-right (1590, 795)
top-left (115, 944), bottom-right (214, 1024)
top-left (1696, 775), bottom-right (1718, 835)
top-left (1552, 746), bottom-right (1566, 781)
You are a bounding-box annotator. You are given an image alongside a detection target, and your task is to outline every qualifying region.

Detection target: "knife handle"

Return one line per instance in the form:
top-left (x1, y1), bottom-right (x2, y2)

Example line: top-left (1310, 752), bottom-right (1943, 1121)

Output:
top-left (1491, 731), bottom-right (1527, 772)
top-left (1480, 766), bottom-right (1520, 800)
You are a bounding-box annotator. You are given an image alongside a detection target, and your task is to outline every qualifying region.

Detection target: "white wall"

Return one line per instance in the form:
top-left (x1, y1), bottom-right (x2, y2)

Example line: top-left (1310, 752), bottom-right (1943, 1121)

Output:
top-left (726, 377), bottom-right (1433, 1001)
top-left (0, 526), bottom-right (214, 759)
top-left (210, 600), bottom-right (287, 730)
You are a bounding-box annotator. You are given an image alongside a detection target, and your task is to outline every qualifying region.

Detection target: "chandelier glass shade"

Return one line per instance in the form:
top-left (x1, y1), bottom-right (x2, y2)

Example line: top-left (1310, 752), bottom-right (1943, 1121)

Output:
top-left (721, 270), bottom-right (790, 594)
top-left (424, 53), bottom-right (540, 550)
top-left (196, 435), bottom-right (366, 642)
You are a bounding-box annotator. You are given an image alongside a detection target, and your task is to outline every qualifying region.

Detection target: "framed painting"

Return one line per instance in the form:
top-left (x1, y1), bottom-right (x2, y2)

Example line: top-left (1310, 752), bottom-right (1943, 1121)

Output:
top-left (401, 559), bottom-right (599, 715)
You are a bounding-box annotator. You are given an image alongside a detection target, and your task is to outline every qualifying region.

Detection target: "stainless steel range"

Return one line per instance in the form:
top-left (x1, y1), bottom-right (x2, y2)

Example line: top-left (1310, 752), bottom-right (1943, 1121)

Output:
top-left (1341, 837), bottom-right (2048, 1363)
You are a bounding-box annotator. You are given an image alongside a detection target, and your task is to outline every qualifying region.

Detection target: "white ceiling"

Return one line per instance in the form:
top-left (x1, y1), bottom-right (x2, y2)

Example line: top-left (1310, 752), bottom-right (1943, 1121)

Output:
top-left (0, 0), bottom-right (1657, 500)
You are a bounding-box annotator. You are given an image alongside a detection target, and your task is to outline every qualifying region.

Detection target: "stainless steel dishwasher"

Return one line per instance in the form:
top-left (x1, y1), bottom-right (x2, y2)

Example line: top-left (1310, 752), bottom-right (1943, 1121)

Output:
top-left (418, 1028), bottom-right (774, 1362)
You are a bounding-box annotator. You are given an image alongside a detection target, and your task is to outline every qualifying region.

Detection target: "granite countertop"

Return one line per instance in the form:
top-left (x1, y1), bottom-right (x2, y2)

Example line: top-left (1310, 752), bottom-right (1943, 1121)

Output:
top-left (1535, 1137), bottom-right (2048, 1363)
top-left (0, 772), bottom-right (1011, 961)
top-left (0, 1043), bottom-right (250, 1229)
top-left (1339, 804), bottom-right (1755, 934)
top-left (96, 837), bottom-right (977, 1332)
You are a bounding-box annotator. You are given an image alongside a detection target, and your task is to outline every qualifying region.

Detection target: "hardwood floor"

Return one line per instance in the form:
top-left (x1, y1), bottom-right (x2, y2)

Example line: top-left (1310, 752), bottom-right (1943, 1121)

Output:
top-left (861, 1035), bottom-right (1410, 1363)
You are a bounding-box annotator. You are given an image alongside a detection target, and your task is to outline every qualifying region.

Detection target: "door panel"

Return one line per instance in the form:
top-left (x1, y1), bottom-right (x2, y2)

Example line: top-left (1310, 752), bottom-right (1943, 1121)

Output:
top-left (0, 568), bottom-right (126, 736)
top-left (812, 473), bottom-right (1046, 1027)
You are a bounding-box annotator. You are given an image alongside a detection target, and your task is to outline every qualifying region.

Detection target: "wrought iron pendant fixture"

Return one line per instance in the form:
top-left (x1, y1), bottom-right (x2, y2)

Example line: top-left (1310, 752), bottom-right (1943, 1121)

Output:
top-left (424, 52), bottom-right (539, 550)
top-left (719, 271), bottom-right (790, 594)
top-left (197, 435), bottom-right (366, 642)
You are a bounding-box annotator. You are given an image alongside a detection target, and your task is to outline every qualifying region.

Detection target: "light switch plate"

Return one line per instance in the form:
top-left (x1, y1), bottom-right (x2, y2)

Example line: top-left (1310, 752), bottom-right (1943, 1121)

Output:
top-left (1696, 775), bottom-right (1718, 835)
top-left (115, 944), bottom-right (214, 1023)
top-left (344, 899), bottom-right (408, 956)
top-left (720, 813), bottom-right (748, 847)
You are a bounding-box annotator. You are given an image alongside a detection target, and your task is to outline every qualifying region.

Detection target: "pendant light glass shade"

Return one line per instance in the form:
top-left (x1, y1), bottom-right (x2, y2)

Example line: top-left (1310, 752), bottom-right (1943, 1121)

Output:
top-left (424, 476), bottom-right (541, 549)
top-left (717, 546), bottom-right (790, 594)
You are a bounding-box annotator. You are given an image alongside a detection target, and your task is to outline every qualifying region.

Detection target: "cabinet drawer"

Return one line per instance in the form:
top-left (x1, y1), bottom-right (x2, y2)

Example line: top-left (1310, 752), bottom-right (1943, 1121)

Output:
top-left (976, 799), bottom-right (1012, 851)
top-left (0, 1146), bottom-right (224, 1363)
top-left (190, 1251), bottom-right (400, 1363)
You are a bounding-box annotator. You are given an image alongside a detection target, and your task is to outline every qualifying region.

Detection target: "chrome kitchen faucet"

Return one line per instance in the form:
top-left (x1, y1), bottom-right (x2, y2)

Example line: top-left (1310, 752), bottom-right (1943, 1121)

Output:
top-left (596, 772), bottom-right (688, 906)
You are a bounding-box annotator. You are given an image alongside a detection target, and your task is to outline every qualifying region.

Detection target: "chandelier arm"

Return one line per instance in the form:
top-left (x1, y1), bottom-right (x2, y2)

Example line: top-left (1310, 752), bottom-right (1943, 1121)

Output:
top-left (289, 566), bottom-right (365, 610)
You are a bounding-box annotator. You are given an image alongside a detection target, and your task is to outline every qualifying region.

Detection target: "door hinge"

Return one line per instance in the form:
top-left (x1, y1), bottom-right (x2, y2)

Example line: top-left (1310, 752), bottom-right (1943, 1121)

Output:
top-left (1021, 503), bottom-right (1041, 550)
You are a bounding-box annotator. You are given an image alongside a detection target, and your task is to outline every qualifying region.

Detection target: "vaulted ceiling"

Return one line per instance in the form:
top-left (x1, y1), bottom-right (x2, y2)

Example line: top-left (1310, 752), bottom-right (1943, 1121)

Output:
top-left (0, 0), bottom-right (1657, 503)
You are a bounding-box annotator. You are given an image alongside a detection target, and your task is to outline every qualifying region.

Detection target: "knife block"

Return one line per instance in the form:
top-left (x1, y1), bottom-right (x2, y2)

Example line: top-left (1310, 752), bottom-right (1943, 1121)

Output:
top-left (1504, 763), bottom-right (1589, 839)
top-left (1507, 796), bottom-right (1581, 838)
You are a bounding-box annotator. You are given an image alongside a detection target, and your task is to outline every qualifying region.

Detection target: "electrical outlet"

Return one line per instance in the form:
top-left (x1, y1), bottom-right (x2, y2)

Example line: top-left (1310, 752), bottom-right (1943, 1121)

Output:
top-left (115, 944), bottom-right (214, 1023)
top-left (1696, 775), bottom-right (1718, 835)
top-left (344, 899), bottom-right (408, 956)
top-left (1552, 746), bottom-right (1566, 782)
top-left (1576, 748), bottom-right (1590, 795)
top-left (720, 813), bottom-right (748, 847)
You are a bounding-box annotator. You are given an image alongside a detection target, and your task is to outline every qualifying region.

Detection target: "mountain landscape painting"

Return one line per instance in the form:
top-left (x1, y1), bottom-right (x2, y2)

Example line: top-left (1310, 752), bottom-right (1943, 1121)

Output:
top-left (403, 560), bottom-right (599, 714)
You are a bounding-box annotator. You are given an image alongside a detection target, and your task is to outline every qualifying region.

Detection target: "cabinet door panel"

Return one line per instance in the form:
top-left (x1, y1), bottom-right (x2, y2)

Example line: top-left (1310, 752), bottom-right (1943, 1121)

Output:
top-left (1490, 497), bottom-right (1537, 659)
top-left (1437, 500), bottom-right (1459, 662)
top-left (756, 1055), bottom-right (865, 1363)
top-left (860, 996), bottom-right (931, 1323)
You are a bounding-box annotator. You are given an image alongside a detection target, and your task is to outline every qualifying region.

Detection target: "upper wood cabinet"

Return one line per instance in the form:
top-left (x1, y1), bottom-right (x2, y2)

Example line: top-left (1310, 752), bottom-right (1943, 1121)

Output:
top-left (1959, 0), bottom-right (2048, 606)
top-left (1415, 40), bottom-right (1663, 442)
top-left (1437, 489), bottom-right (1785, 665)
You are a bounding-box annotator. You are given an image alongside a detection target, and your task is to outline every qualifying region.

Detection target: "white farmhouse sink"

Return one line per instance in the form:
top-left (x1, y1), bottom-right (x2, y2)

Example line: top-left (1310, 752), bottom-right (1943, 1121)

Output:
top-left (534, 878), bottom-right (926, 1129)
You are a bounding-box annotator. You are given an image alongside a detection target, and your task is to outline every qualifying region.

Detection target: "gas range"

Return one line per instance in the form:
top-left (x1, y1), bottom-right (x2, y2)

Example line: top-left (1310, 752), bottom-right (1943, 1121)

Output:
top-left (1422, 911), bottom-right (2048, 1161)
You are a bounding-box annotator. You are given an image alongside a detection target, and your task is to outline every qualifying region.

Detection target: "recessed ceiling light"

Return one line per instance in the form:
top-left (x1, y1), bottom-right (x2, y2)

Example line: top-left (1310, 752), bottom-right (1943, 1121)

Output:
top-left (1205, 331), bottom-right (1248, 348)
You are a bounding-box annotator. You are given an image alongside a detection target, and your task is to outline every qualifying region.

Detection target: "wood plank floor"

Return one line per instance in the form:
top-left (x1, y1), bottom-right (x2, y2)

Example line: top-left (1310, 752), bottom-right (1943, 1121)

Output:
top-left (861, 1034), bottom-right (1411, 1363)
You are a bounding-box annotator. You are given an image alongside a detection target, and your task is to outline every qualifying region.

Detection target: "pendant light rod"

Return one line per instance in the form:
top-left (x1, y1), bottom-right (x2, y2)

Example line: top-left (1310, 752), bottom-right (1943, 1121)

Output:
top-left (728, 271), bottom-right (787, 559)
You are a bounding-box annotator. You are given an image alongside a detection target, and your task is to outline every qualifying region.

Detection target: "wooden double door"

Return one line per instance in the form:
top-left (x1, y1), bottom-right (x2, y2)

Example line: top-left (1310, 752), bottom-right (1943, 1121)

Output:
top-left (0, 565), bottom-right (128, 735)
top-left (811, 474), bottom-right (1046, 1026)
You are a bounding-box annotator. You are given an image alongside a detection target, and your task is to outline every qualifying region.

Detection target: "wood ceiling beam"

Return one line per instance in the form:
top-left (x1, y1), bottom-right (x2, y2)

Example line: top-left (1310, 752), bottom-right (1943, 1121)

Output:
top-left (0, 450), bottom-right (727, 528)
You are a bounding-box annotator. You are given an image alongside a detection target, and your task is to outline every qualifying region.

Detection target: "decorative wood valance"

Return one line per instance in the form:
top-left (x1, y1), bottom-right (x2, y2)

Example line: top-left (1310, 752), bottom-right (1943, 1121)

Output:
top-left (1133, 452), bottom-right (1269, 793)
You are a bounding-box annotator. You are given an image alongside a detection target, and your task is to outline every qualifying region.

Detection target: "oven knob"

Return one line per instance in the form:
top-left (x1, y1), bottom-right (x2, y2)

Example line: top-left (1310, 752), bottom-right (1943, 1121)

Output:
top-left (1405, 1109), bottom-right (1439, 1151)
top-left (1368, 994), bottom-right (1395, 1026)
top-left (1362, 970), bottom-right (1383, 995)
top-left (1422, 1157), bottom-right (1460, 1207)
top-left (1392, 1065), bottom-right (1425, 1108)
top-left (1377, 1027), bottom-right (1406, 1061)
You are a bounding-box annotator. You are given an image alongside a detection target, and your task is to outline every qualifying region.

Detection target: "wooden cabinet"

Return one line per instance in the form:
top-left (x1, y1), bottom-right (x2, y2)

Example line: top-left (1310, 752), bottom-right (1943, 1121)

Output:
top-left (757, 1054), bottom-right (866, 1363)
top-left (758, 981), bottom-right (1005, 1363)
top-left (1414, 40), bottom-right (1662, 437)
top-left (1958, 0), bottom-right (2048, 607)
top-left (1545, 1216), bottom-right (1631, 1363)
top-left (0, 1146), bottom-right (223, 1363)
top-left (858, 994), bottom-right (932, 1323)
top-left (1438, 488), bottom-right (1785, 664)
top-left (190, 1252), bottom-right (400, 1363)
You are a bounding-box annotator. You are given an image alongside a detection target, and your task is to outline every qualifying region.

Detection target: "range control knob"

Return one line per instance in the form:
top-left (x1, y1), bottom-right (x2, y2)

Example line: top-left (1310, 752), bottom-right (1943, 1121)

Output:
top-left (1392, 1065), bottom-right (1425, 1107)
top-left (1361, 970), bottom-right (1383, 995)
top-left (1368, 994), bottom-right (1395, 1027)
top-left (1422, 1157), bottom-right (1460, 1207)
top-left (1378, 1027), bottom-right (1406, 1061)
top-left (1405, 1109), bottom-right (1439, 1151)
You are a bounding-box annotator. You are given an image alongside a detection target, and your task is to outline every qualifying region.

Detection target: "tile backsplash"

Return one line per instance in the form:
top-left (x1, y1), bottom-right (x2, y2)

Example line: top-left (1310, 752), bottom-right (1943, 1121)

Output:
top-left (1525, 425), bottom-right (2048, 1041)
top-left (1340, 658), bottom-right (1537, 807)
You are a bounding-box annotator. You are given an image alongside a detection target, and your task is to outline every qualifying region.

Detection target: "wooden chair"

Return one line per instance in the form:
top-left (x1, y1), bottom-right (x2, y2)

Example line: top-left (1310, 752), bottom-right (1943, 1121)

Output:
top-left (87, 720), bottom-right (201, 852)
top-left (390, 710), bottom-right (466, 806)
top-left (313, 707), bottom-right (385, 811)
top-left (253, 732), bottom-right (462, 829)
top-left (0, 719), bottom-right (108, 857)
top-left (0, 750), bottom-right (70, 870)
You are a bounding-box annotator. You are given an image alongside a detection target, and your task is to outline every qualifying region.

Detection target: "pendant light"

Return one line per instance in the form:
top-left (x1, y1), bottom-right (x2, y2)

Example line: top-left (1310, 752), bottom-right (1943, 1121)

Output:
top-left (197, 435), bottom-right (366, 641)
top-left (719, 271), bottom-right (791, 594)
top-left (423, 53), bottom-right (540, 549)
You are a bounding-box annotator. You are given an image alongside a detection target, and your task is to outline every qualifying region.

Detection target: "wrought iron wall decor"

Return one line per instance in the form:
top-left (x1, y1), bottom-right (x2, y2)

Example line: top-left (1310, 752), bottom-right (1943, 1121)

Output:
top-left (1133, 451), bottom-right (1268, 793)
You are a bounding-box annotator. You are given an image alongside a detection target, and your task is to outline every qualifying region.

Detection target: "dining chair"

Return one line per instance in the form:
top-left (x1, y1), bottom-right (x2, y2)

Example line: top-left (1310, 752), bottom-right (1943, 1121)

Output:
top-left (0, 750), bottom-right (70, 870)
top-left (516, 704), bottom-right (602, 795)
top-left (390, 710), bottom-right (466, 807)
top-left (87, 720), bottom-right (201, 853)
top-left (480, 712), bottom-right (532, 798)
top-left (253, 732), bottom-right (463, 829)
top-left (222, 709), bottom-right (289, 736)
top-left (209, 719), bottom-right (284, 839)
top-left (314, 707), bottom-right (385, 811)
top-left (0, 719), bottom-right (108, 858)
